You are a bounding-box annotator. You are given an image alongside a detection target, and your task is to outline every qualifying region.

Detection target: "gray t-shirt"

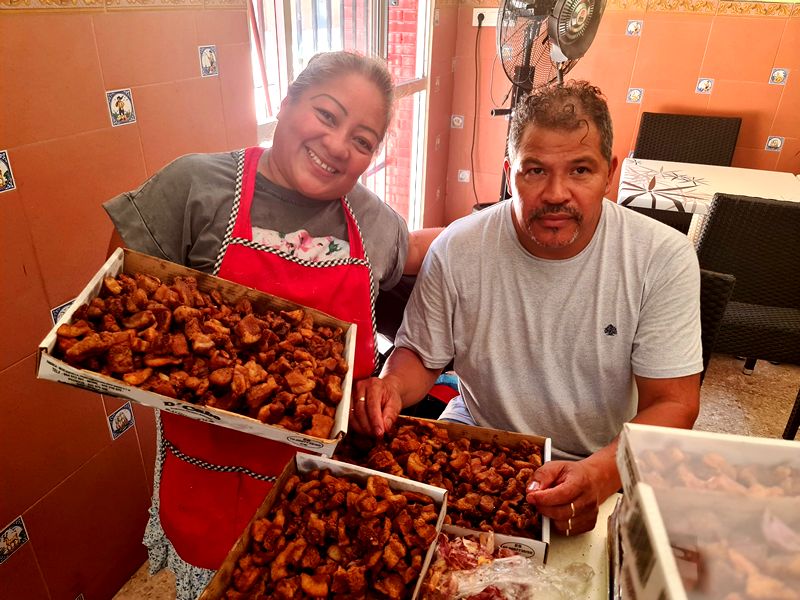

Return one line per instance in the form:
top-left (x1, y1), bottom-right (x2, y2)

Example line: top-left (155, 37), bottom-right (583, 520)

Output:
top-left (103, 152), bottom-right (409, 296)
top-left (395, 199), bottom-right (702, 459)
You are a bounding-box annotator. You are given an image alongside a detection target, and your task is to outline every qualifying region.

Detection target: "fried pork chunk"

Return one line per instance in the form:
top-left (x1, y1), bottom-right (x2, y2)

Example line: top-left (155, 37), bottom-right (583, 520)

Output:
top-left (335, 419), bottom-right (544, 538)
top-left (224, 469), bottom-right (439, 599)
top-left (54, 272), bottom-right (349, 439)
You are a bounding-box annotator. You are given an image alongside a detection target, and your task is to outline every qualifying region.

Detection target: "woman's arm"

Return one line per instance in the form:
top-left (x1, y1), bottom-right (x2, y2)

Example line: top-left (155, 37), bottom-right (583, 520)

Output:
top-left (107, 228), bottom-right (125, 258)
top-left (403, 227), bottom-right (444, 275)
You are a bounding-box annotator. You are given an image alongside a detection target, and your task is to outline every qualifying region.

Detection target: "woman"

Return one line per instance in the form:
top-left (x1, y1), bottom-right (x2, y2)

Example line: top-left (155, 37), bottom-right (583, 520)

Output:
top-left (104, 50), bottom-right (437, 598)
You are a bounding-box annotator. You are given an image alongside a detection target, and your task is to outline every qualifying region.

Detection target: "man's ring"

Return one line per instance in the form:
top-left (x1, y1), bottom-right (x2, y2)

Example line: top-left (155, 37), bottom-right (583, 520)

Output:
top-left (358, 396), bottom-right (366, 402)
top-left (570, 502), bottom-right (576, 518)
top-left (567, 517), bottom-right (573, 530)
top-left (565, 528), bottom-right (571, 537)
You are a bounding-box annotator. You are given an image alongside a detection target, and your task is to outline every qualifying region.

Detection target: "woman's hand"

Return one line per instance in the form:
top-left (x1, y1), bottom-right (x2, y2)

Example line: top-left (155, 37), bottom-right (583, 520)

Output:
top-left (524, 460), bottom-right (603, 537)
top-left (349, 376), bottom-right (403, 437)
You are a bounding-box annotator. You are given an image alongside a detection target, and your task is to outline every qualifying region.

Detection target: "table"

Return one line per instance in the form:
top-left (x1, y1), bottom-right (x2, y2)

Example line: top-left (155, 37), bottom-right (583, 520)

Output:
top-left (616, 158), bottom-right (800, 215)
top-left (547, 493), bottom-right (621, 600)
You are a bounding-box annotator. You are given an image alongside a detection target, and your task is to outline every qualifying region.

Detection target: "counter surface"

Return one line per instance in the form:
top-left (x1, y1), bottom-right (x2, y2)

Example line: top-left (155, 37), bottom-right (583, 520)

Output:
top-left (546, 493), bottom-right (621, 600)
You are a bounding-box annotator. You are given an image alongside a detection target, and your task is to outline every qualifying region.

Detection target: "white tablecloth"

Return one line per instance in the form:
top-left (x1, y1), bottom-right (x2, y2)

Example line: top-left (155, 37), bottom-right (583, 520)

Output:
top-left (616, 158), bottom-right (800, 215)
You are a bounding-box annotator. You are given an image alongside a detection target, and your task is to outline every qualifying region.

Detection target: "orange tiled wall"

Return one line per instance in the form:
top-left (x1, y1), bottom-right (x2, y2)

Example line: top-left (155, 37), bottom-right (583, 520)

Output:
top-left (437, 0), bottom-right (800, 223)
top-left (0, 2), bottom-right (256, 597)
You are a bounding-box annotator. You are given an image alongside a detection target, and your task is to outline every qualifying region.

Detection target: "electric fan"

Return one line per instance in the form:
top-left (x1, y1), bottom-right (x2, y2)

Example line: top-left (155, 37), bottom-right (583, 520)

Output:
top-left (490, 0), bottom-right (607, 202)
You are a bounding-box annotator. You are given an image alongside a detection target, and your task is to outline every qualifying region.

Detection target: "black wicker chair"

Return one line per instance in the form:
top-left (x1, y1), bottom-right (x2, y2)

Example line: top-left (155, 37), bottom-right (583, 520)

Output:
top-left (785, 388), bottom-right (800, 440)
top-left (699, 269), bottom-right (736, 384)
top-left (633, 112), bottom-right (742, 166)
top-left (628, 112), bottom-right (742, 234)
top-left (695, 194), bottom-right (800, 377)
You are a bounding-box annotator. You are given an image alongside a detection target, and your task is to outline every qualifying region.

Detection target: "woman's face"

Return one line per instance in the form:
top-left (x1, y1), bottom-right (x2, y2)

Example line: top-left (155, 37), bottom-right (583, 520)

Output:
top-left (268, 72), bottom-right (386, 200)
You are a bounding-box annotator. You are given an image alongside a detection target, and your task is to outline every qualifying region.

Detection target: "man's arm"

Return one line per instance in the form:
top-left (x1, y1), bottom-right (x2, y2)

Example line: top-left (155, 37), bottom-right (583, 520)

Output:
top-left (350, 347), bottom-right (442, 436)
top-left (528, 373), bottom-right (700, 535)
top-left (403, 227), bottom-right (444, 275)
top-left (582, 372), bottom-right (700, 500)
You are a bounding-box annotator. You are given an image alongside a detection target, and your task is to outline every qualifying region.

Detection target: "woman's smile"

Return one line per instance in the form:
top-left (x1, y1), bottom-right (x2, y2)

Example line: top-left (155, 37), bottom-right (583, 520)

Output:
top-left (306, 147), bottom-right (338, 174)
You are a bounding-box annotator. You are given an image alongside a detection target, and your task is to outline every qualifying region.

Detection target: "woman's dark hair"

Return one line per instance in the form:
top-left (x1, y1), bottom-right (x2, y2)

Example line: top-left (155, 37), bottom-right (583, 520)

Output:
top-left (507, 81), bottom-right (613, 164)
top-left (287, 50), bottom-right (395, 141)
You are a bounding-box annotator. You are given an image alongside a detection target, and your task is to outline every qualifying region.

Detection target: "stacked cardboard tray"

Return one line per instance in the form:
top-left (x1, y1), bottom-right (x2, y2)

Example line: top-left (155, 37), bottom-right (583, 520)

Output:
top-left (199, 454), bottom-right (449, 600)
top-left (616, 423), bottom-right (800, 600)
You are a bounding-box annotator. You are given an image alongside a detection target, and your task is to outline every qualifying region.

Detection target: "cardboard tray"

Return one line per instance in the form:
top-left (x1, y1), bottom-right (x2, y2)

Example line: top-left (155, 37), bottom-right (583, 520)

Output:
top-left (393, 416), bottom-right (552, 563)
top-left (36, 248), bottom-right (357, 455)
top-left (199, 453), bottom-right (448, 600)
top-left (616, 422), bottom-right (800, 498)
top-left (619, 481), bottom-right (800, 600)
top-left (618, 483), bottom-right (686, 600)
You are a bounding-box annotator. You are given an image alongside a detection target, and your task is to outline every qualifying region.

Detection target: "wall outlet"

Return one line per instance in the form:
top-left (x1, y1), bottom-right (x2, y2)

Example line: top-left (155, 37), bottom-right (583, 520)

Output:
top-left (457, 170), bottom-right (471, 183)
top-left (472, 7), bottom-right (498, 27)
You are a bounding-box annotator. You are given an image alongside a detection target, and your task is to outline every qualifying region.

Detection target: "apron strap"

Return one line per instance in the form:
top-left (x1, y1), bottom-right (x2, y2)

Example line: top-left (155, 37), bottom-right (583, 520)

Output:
top-left (231, 147), bottom-right (265, 240)
top-left (212, 147), bottom-right (264, 275)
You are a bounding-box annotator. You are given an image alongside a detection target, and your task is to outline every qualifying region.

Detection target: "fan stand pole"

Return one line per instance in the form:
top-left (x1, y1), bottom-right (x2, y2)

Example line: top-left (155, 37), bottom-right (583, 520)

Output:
top-left (495, 26), bottom-right (535, 204)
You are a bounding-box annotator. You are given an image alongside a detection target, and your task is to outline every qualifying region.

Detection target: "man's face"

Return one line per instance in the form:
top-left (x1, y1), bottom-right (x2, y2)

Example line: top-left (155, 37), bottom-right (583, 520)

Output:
top-left (504, 120), bottom-right (618, 259)
top-left (269, 73), bottom-right (385, 200)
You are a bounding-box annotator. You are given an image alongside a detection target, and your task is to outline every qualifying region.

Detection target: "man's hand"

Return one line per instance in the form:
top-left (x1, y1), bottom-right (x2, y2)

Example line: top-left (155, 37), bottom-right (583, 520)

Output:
top-left (349, 376), bottom-right (403, 437)
top-left (349, 347), bottom-right (441, 437)
top-left (525, 460), bottom-right (603, 537)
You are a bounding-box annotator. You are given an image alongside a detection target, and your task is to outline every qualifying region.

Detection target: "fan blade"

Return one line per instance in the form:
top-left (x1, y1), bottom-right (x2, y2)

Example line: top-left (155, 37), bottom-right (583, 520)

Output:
top-left (548, 0), bottom-right (607, 60)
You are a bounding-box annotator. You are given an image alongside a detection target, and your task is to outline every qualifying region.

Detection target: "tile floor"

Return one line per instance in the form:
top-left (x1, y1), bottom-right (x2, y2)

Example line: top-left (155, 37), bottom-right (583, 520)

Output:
top-left (112, 353), bottom-right (800, 600)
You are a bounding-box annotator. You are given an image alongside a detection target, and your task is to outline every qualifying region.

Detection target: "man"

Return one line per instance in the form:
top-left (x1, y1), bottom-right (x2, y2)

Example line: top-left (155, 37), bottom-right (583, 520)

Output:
top-left (350, 81), bottom-right (701, 536)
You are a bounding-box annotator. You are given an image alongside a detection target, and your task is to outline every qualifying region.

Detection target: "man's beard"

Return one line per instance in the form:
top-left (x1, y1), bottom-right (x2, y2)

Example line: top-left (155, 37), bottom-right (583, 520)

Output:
top-left (525, 205), bottom-right (583, 248)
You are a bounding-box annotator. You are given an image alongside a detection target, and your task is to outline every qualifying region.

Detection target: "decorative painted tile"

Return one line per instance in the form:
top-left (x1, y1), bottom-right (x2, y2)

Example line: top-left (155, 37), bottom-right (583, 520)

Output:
top-left (108, 401), bottom-right (135, 440)
top-left (106, 89), bottom-right (136, 127)
top-left (451, 114), bottom-right (465, 128)
top-left (770, 68), bottom-right (789, 85)
top-left (696, 78), bottom-right (714, 94)
top-left (199, 45), bottom-right (219, 78)
top-left (0, 517), bottom-right (29, 565)
top-left (718, 1), bottom-right (793, 17)
top-left (457, 169), bottom-right (471, 183)
top-left (626, 88), bottom-right (644, 103)
top-left (626, 20), bottom-right (643, 36)
top-left (765, 136), bottom-right (784, 152)
top-left (0, 150), bottom-right (15, 193)
top-left (51, 299), bottom-right (75, 325)
top-left (434, 8), bottom-right (439, 26)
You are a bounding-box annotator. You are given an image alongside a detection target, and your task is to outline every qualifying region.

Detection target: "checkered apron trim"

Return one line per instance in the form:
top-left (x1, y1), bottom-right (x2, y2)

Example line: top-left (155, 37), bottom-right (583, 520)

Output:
top-left (161, 431), bottom-right (277, 483)
top-left (212, 149), bottom-right (379, 371)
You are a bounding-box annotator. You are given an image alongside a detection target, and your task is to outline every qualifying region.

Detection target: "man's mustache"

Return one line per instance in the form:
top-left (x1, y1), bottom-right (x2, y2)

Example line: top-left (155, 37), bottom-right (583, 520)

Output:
top-left (528, 204), bottom-right (583, 223)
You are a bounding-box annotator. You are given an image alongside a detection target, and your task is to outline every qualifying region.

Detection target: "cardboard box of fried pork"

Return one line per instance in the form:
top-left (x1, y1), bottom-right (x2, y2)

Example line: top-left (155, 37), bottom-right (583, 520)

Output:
top-left (198, 453), bottom-right (448, 600)
top-left (429, 418), bottom-right (552, 564)
top-left (340, 415), bottom-right (552, 564)
top-left (36, 248), bottom-right (356, 456)
top-left (616, 424), bottom-right (800, 600)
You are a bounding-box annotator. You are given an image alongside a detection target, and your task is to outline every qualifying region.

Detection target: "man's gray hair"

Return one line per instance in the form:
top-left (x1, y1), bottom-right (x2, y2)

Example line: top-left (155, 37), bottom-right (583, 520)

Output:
top-left (507, 81), bottom-right (613, 164)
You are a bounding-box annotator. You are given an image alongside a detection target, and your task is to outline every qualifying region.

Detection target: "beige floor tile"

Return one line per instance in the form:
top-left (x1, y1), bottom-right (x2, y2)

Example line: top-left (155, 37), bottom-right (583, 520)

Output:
top-left (113, 561), bottom-right (175, 599)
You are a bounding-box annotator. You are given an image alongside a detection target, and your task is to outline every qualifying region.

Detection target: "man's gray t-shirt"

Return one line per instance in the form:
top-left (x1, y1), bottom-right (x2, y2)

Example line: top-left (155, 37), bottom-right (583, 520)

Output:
top-left (395, 200), bottom-right (702, 459)
top-left (103, 152), bottom-right (409, 296)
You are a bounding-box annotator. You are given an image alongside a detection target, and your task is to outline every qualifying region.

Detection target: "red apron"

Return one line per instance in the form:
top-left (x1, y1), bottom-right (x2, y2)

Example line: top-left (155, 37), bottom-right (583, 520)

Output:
top-left (159, 146), bottom-right (377, 569)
